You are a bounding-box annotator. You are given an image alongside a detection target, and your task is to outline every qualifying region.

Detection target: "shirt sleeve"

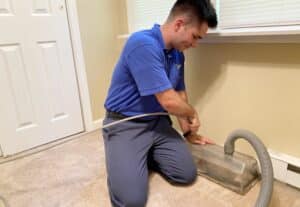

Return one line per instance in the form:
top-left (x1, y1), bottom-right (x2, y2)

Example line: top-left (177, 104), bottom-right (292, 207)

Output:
top-left (126, 44), bottom-right (173, 96)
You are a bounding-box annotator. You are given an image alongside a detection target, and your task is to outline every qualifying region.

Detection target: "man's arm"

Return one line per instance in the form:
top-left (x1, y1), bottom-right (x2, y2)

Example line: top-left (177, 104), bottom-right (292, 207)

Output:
top-left (176, 90), bottom-right (193, 133)
top-left (155, 89), bottom-right (195, 117)
top-left (171, 90), bottom-right (215, 145)
top-left (155, 89), bottom-right (200, 133)
top-left (156, 89), bottom-right (214, 145)
top-left (177, 90), bottom-right (201, 134)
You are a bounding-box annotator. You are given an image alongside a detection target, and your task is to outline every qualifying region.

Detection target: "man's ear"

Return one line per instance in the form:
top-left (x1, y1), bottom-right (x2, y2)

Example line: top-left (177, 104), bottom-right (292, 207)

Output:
top-left (174, 18), bottom-right (185, 32)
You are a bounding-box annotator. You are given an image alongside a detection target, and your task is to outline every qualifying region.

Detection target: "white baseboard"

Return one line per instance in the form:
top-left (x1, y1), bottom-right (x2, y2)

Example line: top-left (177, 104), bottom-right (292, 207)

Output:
top-left (269, 149), bottom-right (300, 189)
top-left (91, 118), bottom-right (103, 131)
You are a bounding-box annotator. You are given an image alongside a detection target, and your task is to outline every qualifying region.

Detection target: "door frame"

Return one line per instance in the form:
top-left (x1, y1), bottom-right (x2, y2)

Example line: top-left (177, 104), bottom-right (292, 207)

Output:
top-left (65, 0), bottom-right (94, 132)
top-left (0, 1), bottom-right (93, 157)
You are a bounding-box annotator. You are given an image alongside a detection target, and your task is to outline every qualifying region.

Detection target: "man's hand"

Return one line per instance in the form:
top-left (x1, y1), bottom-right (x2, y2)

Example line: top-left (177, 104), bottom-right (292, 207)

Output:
top-left (185, 133), bottom-right (215, 145)
top-left (177, 111), bottom-right (201, 137)
top-left (187, 112), bottom-right (200, 134)
top-left (177, 117), bottom-right (190, 133)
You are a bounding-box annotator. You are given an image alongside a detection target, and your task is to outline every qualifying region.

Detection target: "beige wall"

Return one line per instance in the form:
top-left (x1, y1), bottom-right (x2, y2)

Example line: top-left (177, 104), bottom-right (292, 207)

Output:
top-left (184, 44), bottom-right (300, 158)
top-left (76, 0), bottom-right (124, 120)
top-left (75, 1), bottom-right (300, 158)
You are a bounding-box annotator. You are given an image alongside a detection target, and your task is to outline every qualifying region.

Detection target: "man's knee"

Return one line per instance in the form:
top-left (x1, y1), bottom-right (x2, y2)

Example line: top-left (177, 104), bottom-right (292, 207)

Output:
top-left (122, 194), bottom-right (147, 207)
top-left (181, 165), bottom-right (197, 184)
top-left (110, 186), bottom-right (148, 207)
top-left (168, 164), bottom-right (197, 185)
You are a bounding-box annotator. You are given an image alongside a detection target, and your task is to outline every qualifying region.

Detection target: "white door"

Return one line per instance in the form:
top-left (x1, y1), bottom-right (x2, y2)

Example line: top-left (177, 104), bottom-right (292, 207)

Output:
top-left (0, 0), bottom-right (84, 156)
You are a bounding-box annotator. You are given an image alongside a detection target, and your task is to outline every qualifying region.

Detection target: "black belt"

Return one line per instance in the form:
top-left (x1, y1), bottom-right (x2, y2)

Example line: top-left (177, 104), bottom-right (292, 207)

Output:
top-left (106, 111), bottom-right (127, 119)
top-left (105, 111), bottom-right (155, 123)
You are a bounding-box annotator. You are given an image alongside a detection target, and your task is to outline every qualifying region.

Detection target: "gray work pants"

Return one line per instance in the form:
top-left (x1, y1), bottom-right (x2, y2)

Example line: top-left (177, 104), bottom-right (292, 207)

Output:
top-left (102, 116), bottom-right (197, 207)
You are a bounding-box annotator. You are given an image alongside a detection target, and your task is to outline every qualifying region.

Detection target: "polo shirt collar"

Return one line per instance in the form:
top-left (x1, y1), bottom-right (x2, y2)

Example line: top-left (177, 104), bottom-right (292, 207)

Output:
top-left (152, 24), bottom-right (174, 54)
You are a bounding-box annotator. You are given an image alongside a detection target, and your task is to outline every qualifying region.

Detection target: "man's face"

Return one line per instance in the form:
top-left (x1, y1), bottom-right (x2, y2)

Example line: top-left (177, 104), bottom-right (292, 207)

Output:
top-left (173, 20), bottom-right (208, 51)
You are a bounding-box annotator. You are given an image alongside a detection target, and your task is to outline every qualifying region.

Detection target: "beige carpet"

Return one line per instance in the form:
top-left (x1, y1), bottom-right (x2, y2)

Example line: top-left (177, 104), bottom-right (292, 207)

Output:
top-left (0, 131), bottom-right (299, 207)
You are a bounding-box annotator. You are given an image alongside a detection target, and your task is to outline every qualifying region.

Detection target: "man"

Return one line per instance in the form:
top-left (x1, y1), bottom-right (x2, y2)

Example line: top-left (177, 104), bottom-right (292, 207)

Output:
top-left (103, 0), bottom-right (217, 206)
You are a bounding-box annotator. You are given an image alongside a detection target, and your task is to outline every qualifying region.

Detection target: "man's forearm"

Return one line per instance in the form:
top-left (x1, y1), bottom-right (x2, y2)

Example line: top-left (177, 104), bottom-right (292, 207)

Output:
top-left (176, 91), bottom-right (191, 132)
top-left (173, 91), bottom-right (193, 117)
top-left (166, 98), bottom-right (195, 117)
top-left (177, 91), bottom-right (188, 103)
top-left (155, 89), bottom-right (195, 117)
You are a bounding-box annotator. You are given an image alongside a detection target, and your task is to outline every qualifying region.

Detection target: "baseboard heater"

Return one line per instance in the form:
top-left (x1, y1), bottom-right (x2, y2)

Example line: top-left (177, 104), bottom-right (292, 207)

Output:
top-left (269, 149), bottom-right (300, 189)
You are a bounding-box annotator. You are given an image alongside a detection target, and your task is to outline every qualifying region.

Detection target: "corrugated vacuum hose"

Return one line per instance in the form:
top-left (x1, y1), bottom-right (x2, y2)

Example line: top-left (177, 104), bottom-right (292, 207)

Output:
top-left (224, 129), bottom-right (274, 207)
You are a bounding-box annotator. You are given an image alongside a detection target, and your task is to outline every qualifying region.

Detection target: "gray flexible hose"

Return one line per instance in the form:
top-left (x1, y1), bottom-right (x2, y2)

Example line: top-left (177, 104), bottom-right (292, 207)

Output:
top-left (224, 129), bottom-right (273, 207)
top-left (101, 112), bottom-right (169, 129)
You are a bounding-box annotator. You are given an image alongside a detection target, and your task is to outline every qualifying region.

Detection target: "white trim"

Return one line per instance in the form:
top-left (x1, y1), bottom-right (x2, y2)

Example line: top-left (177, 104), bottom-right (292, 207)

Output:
top-left (117, 34), bottom-right (130, 39)
top-left (269, 149), bottom-right (300, 169)
top-left (210, 25), bottom-right (300, 36)
top-left (269, 154), bottom-right (288, 183)
top-left (92, 118), bottom-right (104, 131)
top-left (269, 149), bottom-right (300, 189)
top-left (117, 32), bottom-right (300, 43)
top-left (65, 0), bottom-right (94, 132)
top-left (201, 35), bottom-right (300, 43)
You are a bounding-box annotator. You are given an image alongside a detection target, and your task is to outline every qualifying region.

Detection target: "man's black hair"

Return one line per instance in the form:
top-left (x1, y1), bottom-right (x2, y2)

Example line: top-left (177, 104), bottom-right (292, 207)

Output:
top-left (170, 0), bottom-right (218, 28)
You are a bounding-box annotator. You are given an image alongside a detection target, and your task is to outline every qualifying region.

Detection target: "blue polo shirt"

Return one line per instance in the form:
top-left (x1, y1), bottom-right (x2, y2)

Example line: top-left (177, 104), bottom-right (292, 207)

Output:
top-left (104, 24), bottom-right (185, 116)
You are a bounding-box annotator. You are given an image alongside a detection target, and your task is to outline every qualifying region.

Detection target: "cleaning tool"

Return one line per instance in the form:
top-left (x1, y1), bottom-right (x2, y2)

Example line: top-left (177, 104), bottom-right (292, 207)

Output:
top-left (189, 129), bottom-right (273, 207)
